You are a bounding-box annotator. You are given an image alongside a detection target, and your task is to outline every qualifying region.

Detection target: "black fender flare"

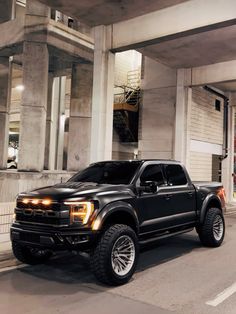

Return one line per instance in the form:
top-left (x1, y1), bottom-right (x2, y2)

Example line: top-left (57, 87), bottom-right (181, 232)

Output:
top-left (92, 201), bottom-right (139, 233)
top-left (200, 193), bottom-right (222, 224)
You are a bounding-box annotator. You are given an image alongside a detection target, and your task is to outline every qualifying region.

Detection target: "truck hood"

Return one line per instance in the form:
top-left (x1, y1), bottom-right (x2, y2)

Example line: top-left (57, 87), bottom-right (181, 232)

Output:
top-left (19, 181), bottom-right (133, 201)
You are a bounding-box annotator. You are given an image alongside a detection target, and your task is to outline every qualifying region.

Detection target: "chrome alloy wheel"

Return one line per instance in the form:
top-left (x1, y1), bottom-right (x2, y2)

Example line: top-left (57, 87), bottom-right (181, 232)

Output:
top-left (213, 214), bottom-right (224, 241)
top-left (111, 235), bottom-right (135, 276)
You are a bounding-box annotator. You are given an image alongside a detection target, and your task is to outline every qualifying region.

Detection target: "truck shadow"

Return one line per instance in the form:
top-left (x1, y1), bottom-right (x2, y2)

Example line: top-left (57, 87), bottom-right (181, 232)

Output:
top-left (9, 232), bottom-right (202, 295)
top-left (138, 232), bottom-right (202, 271)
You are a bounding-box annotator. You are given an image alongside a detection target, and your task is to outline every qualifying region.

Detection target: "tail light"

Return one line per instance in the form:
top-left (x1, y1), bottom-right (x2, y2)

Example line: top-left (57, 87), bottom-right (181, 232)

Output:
top-left (217, 188), bottom-right (226, 207)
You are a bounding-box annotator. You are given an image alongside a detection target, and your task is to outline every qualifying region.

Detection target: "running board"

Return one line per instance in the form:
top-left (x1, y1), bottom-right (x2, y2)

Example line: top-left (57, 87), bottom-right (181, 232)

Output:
top-left (139, 228), bottom-right (193, 246)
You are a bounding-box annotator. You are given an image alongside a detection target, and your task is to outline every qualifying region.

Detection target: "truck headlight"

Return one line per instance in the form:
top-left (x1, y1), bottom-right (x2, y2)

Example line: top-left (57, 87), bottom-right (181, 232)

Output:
top-left (64, 201), bottom-right (94, 225)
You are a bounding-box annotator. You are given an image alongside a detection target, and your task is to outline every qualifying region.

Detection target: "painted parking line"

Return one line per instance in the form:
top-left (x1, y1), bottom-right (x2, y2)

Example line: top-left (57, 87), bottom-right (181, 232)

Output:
top-left (0, 264), bottom-right (26, 274)
top-left (206, 282), bottom-right (236, 307)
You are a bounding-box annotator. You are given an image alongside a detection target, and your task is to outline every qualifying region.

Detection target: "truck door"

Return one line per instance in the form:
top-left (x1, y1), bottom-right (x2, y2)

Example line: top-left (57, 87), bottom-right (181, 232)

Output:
top-left (136, 163), bottom-right (172, 234)
top-left (136, 163), bottom-right (196, 235)
top-left (162, 164), bottom-right (196, 227)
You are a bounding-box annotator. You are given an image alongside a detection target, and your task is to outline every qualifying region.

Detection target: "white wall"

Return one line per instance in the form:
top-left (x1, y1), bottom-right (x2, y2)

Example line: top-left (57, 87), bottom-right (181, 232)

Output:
top-left (191, 87), bottom-right (223, 145)
top-left (189, 151), bottom-right (212, 181)
top-left (115, 50), bottom-right (141, 86)
top-left (188, 87), bottom-right (224, 181)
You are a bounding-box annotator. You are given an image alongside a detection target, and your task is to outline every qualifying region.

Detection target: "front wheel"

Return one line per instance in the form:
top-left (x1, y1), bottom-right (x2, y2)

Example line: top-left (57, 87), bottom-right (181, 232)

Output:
top-left (198, 208), bottom-right (225, 247)
top-left (12, 242), bottom-right (52, 265)
top-left (90, 224), bottom-right (139, 285)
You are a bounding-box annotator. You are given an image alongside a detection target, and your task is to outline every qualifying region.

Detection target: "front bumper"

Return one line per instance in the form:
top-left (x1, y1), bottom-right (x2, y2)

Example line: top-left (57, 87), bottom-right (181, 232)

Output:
top-left (11, 223), bottom-right (99, 251)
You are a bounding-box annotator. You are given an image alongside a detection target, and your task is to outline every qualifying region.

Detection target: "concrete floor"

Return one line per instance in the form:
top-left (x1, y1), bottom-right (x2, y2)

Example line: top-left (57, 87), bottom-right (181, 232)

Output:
top-left (0, 214), bottom-right (236, 314)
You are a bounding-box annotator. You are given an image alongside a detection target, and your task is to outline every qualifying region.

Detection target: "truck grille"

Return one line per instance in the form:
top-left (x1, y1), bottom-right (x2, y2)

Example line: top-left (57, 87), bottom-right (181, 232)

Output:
top-left (15, 200), bottom-right (69, 226)
top-left (16, 200), bottom-right (61, 211)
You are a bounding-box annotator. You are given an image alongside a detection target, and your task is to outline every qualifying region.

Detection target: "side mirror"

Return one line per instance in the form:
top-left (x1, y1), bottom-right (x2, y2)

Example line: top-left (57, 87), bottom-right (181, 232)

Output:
top-left (140, 181), bottom-right (158, 193)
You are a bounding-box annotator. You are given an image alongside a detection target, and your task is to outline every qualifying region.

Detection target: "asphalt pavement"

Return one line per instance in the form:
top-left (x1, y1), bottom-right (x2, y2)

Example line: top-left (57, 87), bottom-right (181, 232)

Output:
top-left (0, 213), bottom-right (236, 314)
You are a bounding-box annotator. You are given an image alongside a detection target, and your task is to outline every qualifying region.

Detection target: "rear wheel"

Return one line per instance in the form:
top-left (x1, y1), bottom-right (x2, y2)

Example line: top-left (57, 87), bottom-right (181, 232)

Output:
top-left (12, 242), bottom-right (52, 265)
top-left (90, 224), bottom-right (139, 285)
top-left (198, 208), bottom-right (225, 247)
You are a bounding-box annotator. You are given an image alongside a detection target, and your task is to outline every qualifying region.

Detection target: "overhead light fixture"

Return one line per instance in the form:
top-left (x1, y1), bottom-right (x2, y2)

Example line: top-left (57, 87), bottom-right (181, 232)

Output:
top-left (15, 85), bottom-right (25, 91)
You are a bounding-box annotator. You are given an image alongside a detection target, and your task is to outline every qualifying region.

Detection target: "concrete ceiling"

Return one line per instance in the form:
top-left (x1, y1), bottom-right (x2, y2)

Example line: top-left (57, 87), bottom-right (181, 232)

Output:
top-left (214, 81), bottom-right (236, 92)
top-left (38, 0), bottom-right (236, 71)
top-left (38, 0), bottom-right (189, 26)
top-left (139, 25), bottom-right (236, 68)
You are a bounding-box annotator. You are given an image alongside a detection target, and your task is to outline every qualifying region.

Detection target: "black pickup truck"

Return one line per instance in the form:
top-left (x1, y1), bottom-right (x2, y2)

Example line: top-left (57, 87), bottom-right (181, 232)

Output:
top-left (11, 160), bottom-right (226, 285)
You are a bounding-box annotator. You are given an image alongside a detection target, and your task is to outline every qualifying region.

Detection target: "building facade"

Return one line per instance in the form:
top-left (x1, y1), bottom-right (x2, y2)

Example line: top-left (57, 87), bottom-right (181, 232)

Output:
top-left (1, 0), bottom-right (236, 240)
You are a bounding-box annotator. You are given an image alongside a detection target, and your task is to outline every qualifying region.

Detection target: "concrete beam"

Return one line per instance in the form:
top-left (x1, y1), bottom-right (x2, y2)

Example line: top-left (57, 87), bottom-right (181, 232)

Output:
top-left (112, 0), bottom-right (236, 51)
top-left (24, 17), bottom-right (94, 62)
top-left (192, 60), bottom-right (236, 86)
top-left (26, 0), bottom-right (50, 17)
top-left (0, 19), bottom-right (24, 55)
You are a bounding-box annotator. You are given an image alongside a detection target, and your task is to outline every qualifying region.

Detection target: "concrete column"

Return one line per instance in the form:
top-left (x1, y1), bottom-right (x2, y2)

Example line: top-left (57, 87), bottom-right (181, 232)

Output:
top-left (222, 93), bottom-right (235, 203)
top-left (46, 77), bottom-right (60, 171)
top-left (138, 57), bottom-right (177, 159)
top-left (90, 25), bottom-right (115, 163)
top-left (185, 87), bottom-right (192, 171)
top-left (174, 69), bottom-right (191, 164)
top-left (0, 0), bottom-right (14, 23)
top-left (45, 76), bottom-right (66, 170)
top-left (44, 73), bottom-right (53, 170)
top-left (67, 63), bottom-right (93, 171)
top-left (0, 57), bottom-right (12, 169)
top-left (56, 76), bottom-right (66, 170)
top-left (18, 42), bottom-right (49, 171)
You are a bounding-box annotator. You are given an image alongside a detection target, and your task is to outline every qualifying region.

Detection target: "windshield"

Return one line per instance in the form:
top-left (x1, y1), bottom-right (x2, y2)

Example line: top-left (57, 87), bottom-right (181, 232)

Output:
top-left (69, 161), bottom-right (141, 185)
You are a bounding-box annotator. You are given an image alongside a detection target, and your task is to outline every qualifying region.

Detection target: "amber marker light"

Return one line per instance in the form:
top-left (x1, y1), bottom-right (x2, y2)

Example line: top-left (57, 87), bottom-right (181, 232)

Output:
top-left (31, 199), bottom-right (39, 205)
top-left (92, 218), bottom-right (101, 231)
top-left (42, 199), bottom-right (52, 206)
top-left (217, 187), bottom-right (226, 208)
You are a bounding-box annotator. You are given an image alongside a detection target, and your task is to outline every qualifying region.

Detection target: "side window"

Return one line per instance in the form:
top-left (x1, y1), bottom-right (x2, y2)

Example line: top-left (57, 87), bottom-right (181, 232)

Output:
top-left (140, 164), bottom-right (165, 186)
top-left (164, 165), bottom-right (187, 186)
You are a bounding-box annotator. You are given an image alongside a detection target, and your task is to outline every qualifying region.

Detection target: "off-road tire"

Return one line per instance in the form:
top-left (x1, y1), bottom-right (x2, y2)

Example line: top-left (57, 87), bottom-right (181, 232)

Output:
top-left (12, 241), bottom-right (52, 265)
top-left (90, 224), bottom-right (139, 286)
top-left (198, 208), bottom-right (225, 247)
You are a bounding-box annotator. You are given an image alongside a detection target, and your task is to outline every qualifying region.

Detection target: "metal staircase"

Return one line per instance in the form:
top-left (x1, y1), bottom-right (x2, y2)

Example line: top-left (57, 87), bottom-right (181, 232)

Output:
top-left (113, 84), bottom-right (141, 143)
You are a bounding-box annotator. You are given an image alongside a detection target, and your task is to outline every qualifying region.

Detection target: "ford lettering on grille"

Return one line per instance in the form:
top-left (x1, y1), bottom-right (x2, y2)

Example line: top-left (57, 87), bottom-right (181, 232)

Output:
top-left (17, 208), bottom-right (58, 217)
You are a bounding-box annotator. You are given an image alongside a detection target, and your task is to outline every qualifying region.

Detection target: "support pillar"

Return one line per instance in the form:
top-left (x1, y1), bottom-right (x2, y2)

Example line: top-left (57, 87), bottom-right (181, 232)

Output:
top-left (18, 42), bottom-right (49, 171)
top-left (90, 25), bottom-right (115, 163)
top-left (222, 93), bottom-right (234, 203)
top-left (174, 69), bottom-right (191, 164)
top-left (55, 76), bottom-right (66, 170)
top-left (18, 0), bottom-right (50, 171)
top-left (67, 63), bottom-right (93, 171)
top-left (138, 57), bottom-right (176, 159)
top-left (44, 73), bottom-right (53, 170)
top-left (0, 57), bottom-right (12, 169)
top-left (45, 76), bottom-right (66, 170)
